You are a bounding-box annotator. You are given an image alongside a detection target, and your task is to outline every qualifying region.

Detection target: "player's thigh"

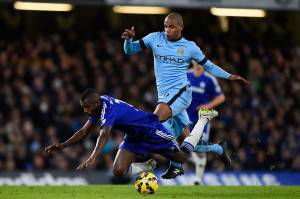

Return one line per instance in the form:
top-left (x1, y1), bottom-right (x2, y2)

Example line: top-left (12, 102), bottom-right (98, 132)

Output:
top-left (113, 149), bottom-right (137, 176)
top-left (154, 103), bottom-right (172, 122)
top-left (168, 87), bottom-right (192, 117)
top-left (170, 112), bottom-right (191, 139)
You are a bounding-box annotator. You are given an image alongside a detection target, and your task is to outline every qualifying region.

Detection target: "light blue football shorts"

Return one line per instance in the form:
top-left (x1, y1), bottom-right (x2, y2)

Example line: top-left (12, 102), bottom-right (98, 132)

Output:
top-left (158, 85), bottom-right (192, 139)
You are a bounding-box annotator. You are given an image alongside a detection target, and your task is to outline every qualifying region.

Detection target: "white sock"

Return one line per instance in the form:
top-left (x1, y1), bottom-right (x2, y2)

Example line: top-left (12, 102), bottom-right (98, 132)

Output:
top-left (194, 154), bottom-right (207, 184)
top-left (183, 118), bottom-right (208, 149)
top-left (128, 162), bottom-right (151, 176)
top-left (189, 152), bottom-right (201, 165)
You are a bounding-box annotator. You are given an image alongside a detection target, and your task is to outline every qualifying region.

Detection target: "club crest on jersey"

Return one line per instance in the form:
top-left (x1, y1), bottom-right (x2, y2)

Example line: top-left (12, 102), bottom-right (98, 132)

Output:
top-left (177, 47), bottom-right (185, 55)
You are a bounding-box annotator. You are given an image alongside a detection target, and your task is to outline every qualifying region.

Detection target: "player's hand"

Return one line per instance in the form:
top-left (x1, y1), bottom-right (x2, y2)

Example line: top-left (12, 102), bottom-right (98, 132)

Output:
top-left (121, 26), bottom-right (135, 39)
top-left (44, 143), bottom-right (64, 154)
top-left (77, 157), bottom-right (96, 170)
top-left (229, 75), bottom-right (250, 85)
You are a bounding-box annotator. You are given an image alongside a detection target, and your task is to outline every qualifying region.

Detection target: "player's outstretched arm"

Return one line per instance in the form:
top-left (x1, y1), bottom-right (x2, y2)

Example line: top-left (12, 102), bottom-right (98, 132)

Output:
top-left (122, 26), bottom-right (143, 55)
top-left (45, 120), bottom-right (96, 154)
top-left (77, 126), bottom-right (112, 170)
top-left (193, 45), bottom-right (250, 84)
top-left (201, 60), bottom-right (250, 85)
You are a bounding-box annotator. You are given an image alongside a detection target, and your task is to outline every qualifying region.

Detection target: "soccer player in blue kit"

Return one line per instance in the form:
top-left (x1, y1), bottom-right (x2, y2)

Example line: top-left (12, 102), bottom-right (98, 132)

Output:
top-left (45, 89), bottom-right (219, 177)
top-left (187, 60), bottom-right (226, 185)
top-left (122, 12), bottom-right (249, 178)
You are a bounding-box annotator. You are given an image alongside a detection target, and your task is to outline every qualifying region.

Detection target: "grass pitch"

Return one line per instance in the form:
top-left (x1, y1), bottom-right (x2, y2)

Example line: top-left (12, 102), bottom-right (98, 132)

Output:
top-left (0, 185), bottom-right (299, 199)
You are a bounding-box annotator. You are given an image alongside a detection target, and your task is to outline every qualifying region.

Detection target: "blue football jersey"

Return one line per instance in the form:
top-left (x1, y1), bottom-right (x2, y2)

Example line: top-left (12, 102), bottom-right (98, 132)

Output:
top-left (186, 71), bottom-right (223, 124)
top-left (88, 95), bottom-right (162, 138)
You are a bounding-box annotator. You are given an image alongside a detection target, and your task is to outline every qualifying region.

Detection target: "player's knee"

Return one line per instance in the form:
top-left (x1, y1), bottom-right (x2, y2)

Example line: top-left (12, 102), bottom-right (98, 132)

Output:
top-left (113, 166), bottom-right (127, 177)
top-left (154, 103), bottom-right (172, 122)
top-left (155, 112), bottom-right (170, 122)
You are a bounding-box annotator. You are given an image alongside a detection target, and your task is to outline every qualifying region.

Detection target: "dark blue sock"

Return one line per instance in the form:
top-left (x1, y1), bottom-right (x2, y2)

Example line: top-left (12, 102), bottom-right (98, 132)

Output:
top-left (181, 141), bottom-right (194, 154)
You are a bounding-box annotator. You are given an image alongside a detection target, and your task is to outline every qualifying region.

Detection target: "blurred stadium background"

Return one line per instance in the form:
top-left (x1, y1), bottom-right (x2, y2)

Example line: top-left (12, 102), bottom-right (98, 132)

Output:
top-left (0, 0), bottom-right (300, 186)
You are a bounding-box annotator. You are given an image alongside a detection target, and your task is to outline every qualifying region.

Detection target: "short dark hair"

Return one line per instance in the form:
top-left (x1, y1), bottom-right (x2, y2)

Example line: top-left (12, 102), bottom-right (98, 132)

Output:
top-left (166, 12), bottom-right (183, 26)
top-left (80, 88), bottom-right (98, 102)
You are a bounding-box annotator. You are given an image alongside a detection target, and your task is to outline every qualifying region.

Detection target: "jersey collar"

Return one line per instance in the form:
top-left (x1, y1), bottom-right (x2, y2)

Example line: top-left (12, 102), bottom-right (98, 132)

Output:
top-left (168, 36), bottom-right (182, 42)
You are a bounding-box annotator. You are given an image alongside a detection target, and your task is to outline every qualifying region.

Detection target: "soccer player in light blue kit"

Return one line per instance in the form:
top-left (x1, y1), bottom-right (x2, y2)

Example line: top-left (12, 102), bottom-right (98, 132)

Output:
top-left (45, 89), bottom-right (220, 177)
top-left (122, 12), bottom-right (249, 178)
top-left (187, 60), bottom-right (226, 185)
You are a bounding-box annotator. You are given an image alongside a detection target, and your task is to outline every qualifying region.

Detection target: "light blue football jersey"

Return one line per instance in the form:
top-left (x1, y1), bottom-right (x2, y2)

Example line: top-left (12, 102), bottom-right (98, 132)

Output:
top-left (124, 32), bottom-right (231, 99)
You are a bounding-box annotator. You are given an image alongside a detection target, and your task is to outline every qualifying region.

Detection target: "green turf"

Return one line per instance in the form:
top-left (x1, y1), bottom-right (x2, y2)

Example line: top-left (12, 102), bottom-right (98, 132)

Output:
top-left (0, 185), bottom-right (299, 199)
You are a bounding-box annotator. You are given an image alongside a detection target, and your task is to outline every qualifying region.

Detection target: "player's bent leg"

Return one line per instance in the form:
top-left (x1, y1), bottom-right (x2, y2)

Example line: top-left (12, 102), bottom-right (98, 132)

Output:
top-left (154, 103), bottom-right (172, 122)
top-left (113, 149), bottom-right (136, 177)
top-left (114, 150), bottom-right (157, 177)
top-left (162, 127), bottom-right (190, 179)
top-left (158, 89), bottom-right (192, 179)
top-left (181, 109), bottom-right (218, 154)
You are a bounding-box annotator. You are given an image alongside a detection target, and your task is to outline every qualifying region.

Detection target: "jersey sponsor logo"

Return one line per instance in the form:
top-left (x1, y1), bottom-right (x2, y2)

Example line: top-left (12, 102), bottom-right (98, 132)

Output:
top-left (156, 44), bottom-right (163, 47)
top-left (154, 54), bottom-right (184, 65)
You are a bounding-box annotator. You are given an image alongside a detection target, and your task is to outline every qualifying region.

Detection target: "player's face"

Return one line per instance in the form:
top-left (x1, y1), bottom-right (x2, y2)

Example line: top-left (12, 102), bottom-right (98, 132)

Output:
top-left (164, 18), bottom-right (183, 40)
top-left (81, 99), bottom-right (102, 118)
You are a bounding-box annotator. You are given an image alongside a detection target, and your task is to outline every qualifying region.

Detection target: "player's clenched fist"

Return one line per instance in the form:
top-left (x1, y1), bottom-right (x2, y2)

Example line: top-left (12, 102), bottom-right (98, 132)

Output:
top-left (45, 143), bottom-right (64, 154)
top-left (121, 26), bottom-right (135, 39)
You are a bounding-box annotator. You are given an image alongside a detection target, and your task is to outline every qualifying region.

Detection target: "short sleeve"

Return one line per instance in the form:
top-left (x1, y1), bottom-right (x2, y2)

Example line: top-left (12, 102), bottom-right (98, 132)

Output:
top-left (141, 32), bottom-right (157, 49)
top-left (102, 111), bottom-right (116, 127)
top-left (192, 43), bottom-right (207, 64)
